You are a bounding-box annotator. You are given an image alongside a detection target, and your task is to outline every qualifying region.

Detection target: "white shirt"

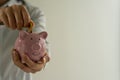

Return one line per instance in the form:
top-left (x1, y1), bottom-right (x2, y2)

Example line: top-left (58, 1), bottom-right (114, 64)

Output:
top-left (0, 0), bottom-right (49, 80)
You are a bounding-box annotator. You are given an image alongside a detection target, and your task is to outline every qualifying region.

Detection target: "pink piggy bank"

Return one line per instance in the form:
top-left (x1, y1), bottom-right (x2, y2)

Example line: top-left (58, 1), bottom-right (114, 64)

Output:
top-left (14, 31), bottom-right (47, 62)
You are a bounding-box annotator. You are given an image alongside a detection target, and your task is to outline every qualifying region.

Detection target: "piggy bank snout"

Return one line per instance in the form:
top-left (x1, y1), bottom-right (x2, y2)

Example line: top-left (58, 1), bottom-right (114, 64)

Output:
top-left (32, 44), bottom-right (41, 50)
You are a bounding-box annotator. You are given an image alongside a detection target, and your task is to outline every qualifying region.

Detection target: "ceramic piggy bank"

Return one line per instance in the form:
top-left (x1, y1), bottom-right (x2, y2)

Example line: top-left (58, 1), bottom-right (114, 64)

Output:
top-left (14, 31), bottom-right (47, 62)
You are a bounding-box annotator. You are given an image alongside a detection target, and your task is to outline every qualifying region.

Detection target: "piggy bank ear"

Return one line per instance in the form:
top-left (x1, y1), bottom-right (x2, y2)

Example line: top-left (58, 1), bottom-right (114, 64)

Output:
top-left (19, 31), bottom-right (29, 40)
top-left (39, 31), bottom-right (48, 39)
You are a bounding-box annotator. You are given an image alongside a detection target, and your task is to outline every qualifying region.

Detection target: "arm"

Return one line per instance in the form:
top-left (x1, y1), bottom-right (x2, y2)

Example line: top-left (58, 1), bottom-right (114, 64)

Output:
top-left (12, 5), bottom-right (50, 73)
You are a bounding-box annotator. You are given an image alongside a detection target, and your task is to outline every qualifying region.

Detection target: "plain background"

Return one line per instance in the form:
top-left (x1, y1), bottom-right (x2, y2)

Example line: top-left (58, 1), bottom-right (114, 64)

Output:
top-left (29, 0), bottom-right (120, 80)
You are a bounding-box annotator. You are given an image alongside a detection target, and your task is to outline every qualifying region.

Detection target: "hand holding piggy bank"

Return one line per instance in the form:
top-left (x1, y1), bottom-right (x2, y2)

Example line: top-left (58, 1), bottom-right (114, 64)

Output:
top-left (14, 31), bottom-right (47, 62)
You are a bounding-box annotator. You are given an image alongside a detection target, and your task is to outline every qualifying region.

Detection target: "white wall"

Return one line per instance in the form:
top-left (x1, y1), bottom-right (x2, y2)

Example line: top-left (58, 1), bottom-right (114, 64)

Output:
top-left (28, 0), bottom-right (120, 80)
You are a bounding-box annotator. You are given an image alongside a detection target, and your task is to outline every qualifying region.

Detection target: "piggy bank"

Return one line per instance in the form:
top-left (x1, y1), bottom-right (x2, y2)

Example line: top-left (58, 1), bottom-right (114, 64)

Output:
top-left (14, 31), bottom-right (47, 62)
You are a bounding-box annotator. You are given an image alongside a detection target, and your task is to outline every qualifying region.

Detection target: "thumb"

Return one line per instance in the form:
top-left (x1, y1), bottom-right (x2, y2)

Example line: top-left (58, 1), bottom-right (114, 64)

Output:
top-left (37, 57), bottom-right (46, 64)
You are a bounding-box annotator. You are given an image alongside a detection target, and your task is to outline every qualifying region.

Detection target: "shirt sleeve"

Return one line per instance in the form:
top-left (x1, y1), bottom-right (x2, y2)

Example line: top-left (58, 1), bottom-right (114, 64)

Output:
top-left (30, 7), bottom-right (47, 33)
top-left (27, 5), bottom-right (51, 57)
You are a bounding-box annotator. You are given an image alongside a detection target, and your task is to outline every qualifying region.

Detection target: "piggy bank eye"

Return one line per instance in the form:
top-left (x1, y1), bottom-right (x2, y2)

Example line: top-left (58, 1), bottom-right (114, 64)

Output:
top-left (31, 38), bottom-right (33, 40)
top-left (39, 39), bottom-right (40, 40)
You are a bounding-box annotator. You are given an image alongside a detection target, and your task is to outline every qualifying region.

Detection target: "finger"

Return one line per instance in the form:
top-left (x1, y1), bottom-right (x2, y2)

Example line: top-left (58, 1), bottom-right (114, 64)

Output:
top-left (37, 53), bottom-right (47, 63)
top-left (41, 57), bottom-right (47, 69)
top-left (21, 54), bottom-right (35, 67)
top-left (12, 50), bottom-right (32, 73)
top-left (12, 49), bottom-right (21, 63)
top-left (43, 57), bottom-right (46, 64)
top-left (12, 49), bottom-right (43, 73)
top-left (0, 8), bottom-right (9, 27)
top-left (37, 57), bottom-right (46, 70)
top-left (16, 63), bottom-right (31, 73)
top-left (38, 57), bottom-right (46, 64)
top-left (30, 68), bottom-right (43, 73)
top-left (20, 5), bottom-right (30, 27)
top-left (5, 7), bottom-right (16, 29)
top-left (22, 54), bottom-right (44, 70)
top-left (41, 53), bottom-right (50, 63)
top-left (30, 64), bottom-right (43, 73)
top-left (12, 5), bottom-right (24, 30)
top-left (0, 8), bottom-right (3, 22)
top-left (29, 68), bottom-right (41, 73)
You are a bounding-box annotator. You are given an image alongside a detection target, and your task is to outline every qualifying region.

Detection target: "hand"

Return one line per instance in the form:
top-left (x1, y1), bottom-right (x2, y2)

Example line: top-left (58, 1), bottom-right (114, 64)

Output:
top-left (0, 5), bottom-right (31, 30)
top-left (11, 49), bottom-right (50, 73)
